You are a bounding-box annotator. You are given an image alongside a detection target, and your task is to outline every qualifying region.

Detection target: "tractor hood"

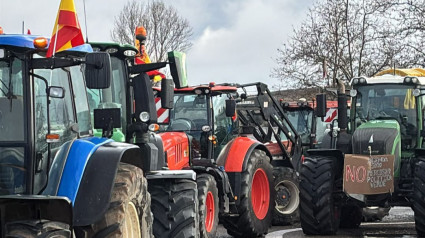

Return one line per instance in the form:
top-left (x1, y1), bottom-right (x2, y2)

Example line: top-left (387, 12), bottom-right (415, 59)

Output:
top-left (352, 120), bottom-right (401, 175)
top-left (352, 120), bottom-right (401, 155)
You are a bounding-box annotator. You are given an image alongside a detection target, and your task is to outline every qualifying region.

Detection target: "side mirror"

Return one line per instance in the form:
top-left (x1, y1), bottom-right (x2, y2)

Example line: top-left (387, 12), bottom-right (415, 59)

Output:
top-left (48, 86), bottom-right (65, 98)
top-left (168, 51), bottom-right (188, 89)
top-left (85, 52), bottom-right (112, 89)
top-left (225, 99), bottom-right (236, 117)
top-left (316, 93), bottom-right (327, 117)
top-left (161, 78), bottom-right (174, 109)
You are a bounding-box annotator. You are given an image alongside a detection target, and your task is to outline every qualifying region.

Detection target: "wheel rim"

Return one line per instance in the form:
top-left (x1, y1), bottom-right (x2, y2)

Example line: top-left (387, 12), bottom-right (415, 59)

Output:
top-left (274, 180), bottom-right (300, 215)
top-left (251, 168), bottom-right (270, 220)
top-left (123, 201), bottom-right (141, 238)
top-left (205, 191), bottom-right (215, 232)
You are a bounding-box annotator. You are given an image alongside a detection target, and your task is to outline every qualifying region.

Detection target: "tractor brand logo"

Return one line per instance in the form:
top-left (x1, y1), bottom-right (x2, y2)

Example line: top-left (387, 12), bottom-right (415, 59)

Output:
top-left (369, 134), bottom-right (374, 144)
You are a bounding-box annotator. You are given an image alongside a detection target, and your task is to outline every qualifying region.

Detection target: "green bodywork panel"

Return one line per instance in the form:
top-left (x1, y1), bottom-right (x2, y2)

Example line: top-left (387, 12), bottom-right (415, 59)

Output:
top-left (356, 120), bottom-right (402, 177)
top-left (93, 129), bottom-right (125, 142)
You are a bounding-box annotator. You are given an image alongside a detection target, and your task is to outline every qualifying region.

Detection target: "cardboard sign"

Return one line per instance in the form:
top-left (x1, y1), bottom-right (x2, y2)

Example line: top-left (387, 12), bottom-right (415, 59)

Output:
top-left (343, 154), bottom-right (394, 195)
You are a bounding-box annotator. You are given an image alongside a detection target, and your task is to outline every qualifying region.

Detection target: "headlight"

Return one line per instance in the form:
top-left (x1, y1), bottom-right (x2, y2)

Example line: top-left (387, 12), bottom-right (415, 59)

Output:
top-left (92, 47), bottom-right (101, 52)
top-left (0, 49), bottom-right (4, 58)
top-left (124, 50), bottom-right (137, 57)
top-left (139, 111), bottom-right (150, 122)
top-left (194, 89), bottom-right (203, 95)
top-left (359, 78), bottom-right (366, 84)
top-left (413, 88), bottom-right (421, 97)
top-left (352, 78), bottom-right (359, 85)
top-left (350, 89), bottom-right (358, 97)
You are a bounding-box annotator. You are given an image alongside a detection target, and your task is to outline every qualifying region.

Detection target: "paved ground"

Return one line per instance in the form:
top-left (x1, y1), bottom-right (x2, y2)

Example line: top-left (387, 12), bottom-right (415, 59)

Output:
top-left (216, 207), bottom-right (416, 238)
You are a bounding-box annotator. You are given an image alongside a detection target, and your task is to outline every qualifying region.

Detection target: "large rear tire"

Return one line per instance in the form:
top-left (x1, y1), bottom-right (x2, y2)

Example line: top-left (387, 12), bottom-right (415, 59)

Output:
top-left (222, 149), bottom-right (273, 238)
top-left (413, 158), bottom-right (425, 237)
top-left (272, 167), bottom-right (300, 225)
top-left (299, 156), bottom-right (340, 235)
top-left (75, 163), bottom-right (153, 237)
top-left (6, 220), bottom-right (71, 238)
top-left (149, 178), bottom-right (199, 238)
top-left (197, 174), bottom-right (219, 238)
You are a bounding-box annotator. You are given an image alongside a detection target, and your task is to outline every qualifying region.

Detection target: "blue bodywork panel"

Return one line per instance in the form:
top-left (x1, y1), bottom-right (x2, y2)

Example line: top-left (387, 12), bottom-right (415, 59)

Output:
top-left (0, 34), bottom-right (92, 53)
top-left (57, 137), bottom-right (112, 204)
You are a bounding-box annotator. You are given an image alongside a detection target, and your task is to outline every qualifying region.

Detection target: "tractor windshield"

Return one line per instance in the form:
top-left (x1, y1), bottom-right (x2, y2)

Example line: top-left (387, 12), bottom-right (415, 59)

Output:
top-left (354, 84), bottom-right (417, 145)
top-left (168, 94), bottom-right (209, 132)
top-left (285, 108), bottom-right (314, 145)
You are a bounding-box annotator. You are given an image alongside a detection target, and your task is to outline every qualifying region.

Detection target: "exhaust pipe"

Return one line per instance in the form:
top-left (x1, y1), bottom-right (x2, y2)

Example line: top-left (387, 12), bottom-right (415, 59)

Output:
top-left (337, 79), bottom-right (348, 130)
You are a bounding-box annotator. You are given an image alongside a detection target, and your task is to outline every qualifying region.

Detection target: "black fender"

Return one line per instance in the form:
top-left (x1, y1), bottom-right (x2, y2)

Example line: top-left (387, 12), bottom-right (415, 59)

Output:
top-left (193, 166), bottom-right (233, 214)
top-left (73, 141), bottom-right (143, 226)
top-left (0, 195), bottom-right (72, 237)
top-left (306, 149), bottom-right (345, 178)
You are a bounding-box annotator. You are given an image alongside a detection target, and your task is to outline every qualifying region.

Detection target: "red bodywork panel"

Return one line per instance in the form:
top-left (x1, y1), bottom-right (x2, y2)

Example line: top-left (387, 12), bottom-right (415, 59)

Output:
top-left (223, 137), bottom-right (259, 172)
top-left (159, 132), bottom-right (190, 170)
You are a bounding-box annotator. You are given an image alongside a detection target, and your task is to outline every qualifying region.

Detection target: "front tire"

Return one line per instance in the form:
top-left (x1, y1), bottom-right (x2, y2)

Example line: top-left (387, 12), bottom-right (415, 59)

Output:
top-left (413, 158), bottom-right (425, 237)
top-left (222, 149), bottom-right (274, 238)
top-left (272, 167), bottom-right (300, 225)
top-left (6, 220), bottom-right (71, 238)
top-left (299, 156), bottom-right (340, 235)
top-left (197, 174), bottom-right (219, 238)
top-left (75, 163), bottom-right (153, 237)
top-left (149, 178), bottom-right (199, 238)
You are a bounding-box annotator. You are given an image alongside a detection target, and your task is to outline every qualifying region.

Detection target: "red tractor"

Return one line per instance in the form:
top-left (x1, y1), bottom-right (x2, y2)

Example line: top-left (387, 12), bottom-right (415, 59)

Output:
top-left (155, 82), bottom-right (303, 236)
top-left (155, 82), bottom-right (274, 238)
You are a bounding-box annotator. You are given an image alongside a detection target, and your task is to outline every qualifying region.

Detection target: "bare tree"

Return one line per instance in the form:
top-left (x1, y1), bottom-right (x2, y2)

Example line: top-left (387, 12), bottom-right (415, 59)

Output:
top-left (111, 0), bottom-right (193, 62)
top-left (272, 0), bottom-right (421, 89)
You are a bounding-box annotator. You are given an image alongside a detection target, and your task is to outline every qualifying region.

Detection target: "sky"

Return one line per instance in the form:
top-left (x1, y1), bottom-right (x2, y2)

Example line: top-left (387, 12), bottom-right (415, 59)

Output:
top-left (0, 0), bottom-right (313, 88)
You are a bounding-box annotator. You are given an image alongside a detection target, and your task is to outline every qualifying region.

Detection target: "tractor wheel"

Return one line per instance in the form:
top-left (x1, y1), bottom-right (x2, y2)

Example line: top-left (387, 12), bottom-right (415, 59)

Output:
top-left (339, 205), bottom-right (362, 228)
top-left (149, 178), bottom-right (199, 238)
top-left (413, 157), bottom-right (425, 237)
top-left (222, 149), bottom-right (273, 238)
top-left (272, 167), bottom-right (300, 225)
top-left (6, 220), bottom-right (71, 238)
top-left (299, 156), bottom-right (340, 235)
top-left (74, 162), bottom-right (153, 237)
top-left (197, 174), bottom-right (219, 238)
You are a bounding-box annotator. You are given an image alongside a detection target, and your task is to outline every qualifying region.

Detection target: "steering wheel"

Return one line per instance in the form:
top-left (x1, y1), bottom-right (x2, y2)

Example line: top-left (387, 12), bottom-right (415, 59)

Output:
top-left (380, 108), bottom-right (400, 119)
top-left (169, 118), bottom-right (197, 131)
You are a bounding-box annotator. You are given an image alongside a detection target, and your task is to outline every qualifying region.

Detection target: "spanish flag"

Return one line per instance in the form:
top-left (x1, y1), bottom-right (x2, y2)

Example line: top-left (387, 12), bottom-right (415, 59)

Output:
top-left (46, 0), bottom-right (84, 58)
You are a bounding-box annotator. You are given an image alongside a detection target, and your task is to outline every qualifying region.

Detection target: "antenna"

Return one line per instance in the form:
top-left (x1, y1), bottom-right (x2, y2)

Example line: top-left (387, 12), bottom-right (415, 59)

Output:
top-left (22, 21), bottom-right (24, 34)
top-left (83, 0), bottom-right (89, 43)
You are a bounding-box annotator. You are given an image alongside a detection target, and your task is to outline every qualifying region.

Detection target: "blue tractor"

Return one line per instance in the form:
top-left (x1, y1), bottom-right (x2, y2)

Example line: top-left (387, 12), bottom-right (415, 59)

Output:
top-left (0, 34), bottom-right (152, 237)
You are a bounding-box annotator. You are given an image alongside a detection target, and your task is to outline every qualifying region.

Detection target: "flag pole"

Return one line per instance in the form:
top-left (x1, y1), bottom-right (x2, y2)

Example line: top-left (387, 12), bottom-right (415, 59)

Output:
top-left (49, 24), bottom-right (59, 84)
top-left (83, 0), bottom-right (89, 43)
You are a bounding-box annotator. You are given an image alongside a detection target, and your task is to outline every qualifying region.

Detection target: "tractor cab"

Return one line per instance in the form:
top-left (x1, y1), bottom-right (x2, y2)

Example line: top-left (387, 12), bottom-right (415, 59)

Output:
top-left (160, 84), bottom-right (237, 160)
top-left (350, 72), bottom-right (423, 155)
top-left (0, 35), bottom-right (101, 195)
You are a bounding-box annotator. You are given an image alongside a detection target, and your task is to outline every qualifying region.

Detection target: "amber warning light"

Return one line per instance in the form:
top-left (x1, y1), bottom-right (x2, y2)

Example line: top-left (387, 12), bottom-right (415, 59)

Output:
top-left (34, 37), bottom-right (48, 49)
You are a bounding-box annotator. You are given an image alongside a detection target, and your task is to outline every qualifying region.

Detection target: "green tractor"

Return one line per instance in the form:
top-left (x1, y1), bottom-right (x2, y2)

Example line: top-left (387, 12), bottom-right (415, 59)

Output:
top-left (87, 42), bottom-right (200, 238)
top-left (299, 68), bottom-right (425, 235)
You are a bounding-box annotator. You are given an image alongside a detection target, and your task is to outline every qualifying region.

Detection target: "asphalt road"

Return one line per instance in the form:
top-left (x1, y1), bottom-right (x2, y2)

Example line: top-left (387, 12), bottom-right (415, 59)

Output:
top-left (216, 207), bottom-right (416, 238)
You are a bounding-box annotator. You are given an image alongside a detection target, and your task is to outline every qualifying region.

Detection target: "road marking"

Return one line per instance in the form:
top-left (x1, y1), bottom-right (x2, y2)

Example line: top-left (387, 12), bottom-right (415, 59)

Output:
top-left (266, 228), bottom-right (302, 237)
top-left (362, 221), bottom-right (415, 226)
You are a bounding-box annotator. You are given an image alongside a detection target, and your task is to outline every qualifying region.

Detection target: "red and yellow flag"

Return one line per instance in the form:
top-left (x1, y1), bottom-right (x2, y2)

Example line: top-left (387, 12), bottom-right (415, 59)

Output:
top-left (46, 0), bottom-right (84, 58)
